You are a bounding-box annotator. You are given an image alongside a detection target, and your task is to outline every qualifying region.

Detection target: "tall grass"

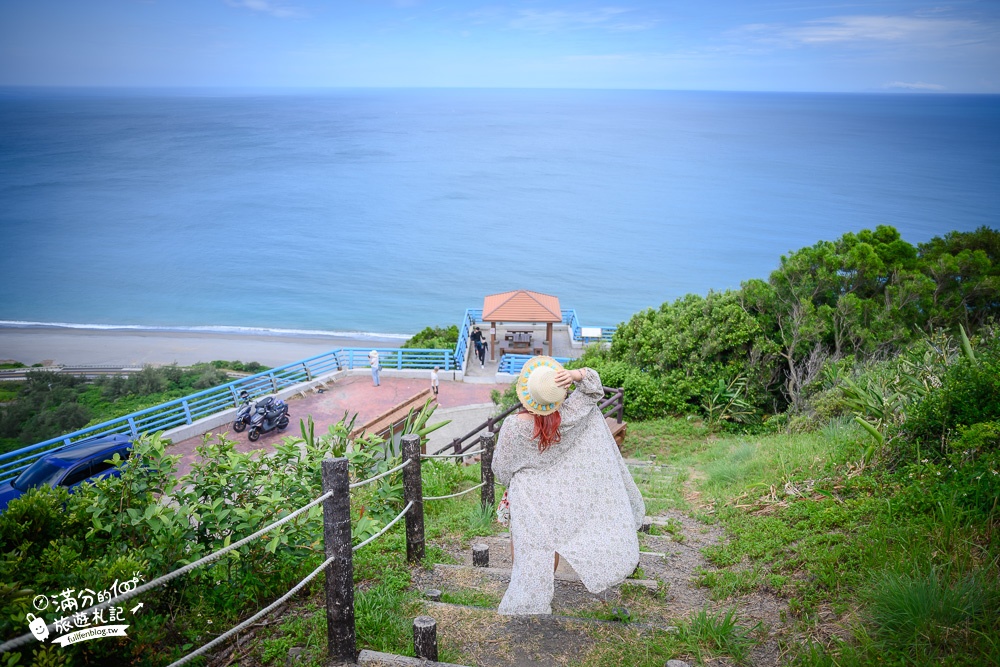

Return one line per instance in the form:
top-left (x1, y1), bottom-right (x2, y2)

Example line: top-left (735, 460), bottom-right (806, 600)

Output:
top-left (865, 568), bottom-right (999, 656)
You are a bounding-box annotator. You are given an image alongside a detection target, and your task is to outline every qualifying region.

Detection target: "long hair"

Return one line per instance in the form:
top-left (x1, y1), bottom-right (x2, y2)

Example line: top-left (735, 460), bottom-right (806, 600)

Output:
top-left (531, 410), bottom-right (562, 452)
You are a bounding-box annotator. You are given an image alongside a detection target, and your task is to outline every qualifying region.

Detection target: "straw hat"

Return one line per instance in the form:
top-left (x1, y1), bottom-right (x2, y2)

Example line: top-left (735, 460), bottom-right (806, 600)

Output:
top-left (517, 356), bottom-right (567, 415)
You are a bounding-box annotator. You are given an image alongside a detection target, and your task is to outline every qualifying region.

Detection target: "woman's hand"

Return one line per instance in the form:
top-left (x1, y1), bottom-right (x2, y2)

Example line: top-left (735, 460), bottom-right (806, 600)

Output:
top-left (554, 368), bottom-right (585, 388)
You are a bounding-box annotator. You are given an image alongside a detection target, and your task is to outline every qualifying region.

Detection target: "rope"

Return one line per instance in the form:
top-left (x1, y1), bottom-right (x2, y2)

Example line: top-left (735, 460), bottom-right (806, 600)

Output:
top-left (166, 501), bottom-right (414, 667)
top-left (160, 501), bottom-right (414, 666)
top-left (421, 448), bottom-right (483, 459)
top-left (0, 490), bottom-right (334, 653)
top-left (349, 458), bottom-right (411, 489)
top-left (352, 501), bottom-right (413, 552)
top-left (425, 482), bottom-right (486, 501)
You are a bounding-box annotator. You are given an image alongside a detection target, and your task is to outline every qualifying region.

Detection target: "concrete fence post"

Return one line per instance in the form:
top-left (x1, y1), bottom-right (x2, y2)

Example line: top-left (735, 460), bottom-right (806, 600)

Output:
top-left (322, 457), bottom-right (356, 663)
top-left (401, 434), bottom-right (425, 562)
top-left (479, 433), bottom-right (495, 511)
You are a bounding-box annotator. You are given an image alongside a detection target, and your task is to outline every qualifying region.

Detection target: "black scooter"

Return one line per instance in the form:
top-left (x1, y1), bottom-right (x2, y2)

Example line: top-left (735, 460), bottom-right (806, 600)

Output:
top-left (232, 391), bottom-right (255, 433)
top-left (247, 396), bottom-right (290, 442)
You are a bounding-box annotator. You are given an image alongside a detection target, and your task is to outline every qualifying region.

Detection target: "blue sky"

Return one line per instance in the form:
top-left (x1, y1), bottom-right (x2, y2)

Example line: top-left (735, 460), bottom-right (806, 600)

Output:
top-left (1, 1), bottom-right (998, 92)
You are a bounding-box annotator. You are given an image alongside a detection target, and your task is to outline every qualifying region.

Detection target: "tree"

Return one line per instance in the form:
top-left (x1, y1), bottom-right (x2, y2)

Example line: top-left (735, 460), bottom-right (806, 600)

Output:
top-left (918, 226), bottom-right (1000, 331)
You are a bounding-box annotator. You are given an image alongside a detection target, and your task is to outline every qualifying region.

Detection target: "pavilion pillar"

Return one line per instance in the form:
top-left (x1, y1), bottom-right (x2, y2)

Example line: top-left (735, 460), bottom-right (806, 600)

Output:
top-left (546, 322), bottom-right (553, 356)
top-left (490, 322), bottom-right (496, 361)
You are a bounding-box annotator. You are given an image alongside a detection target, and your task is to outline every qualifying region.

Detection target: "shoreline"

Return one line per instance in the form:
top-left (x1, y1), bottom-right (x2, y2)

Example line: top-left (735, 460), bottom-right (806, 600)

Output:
top-left (0, 327), bottom-right (405, 368)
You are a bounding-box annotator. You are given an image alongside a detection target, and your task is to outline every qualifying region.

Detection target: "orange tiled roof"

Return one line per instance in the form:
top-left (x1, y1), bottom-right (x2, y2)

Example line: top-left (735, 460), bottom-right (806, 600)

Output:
top-left (482, 290), bottom-right (562, 322)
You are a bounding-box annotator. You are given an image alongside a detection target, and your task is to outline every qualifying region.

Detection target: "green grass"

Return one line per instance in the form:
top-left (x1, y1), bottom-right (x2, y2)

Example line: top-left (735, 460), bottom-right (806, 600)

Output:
top-left (246, 415), bottom-right (999, 666)
top-left (439, 588), bottom-right (502, 608)
top-left (632, 417), bottom-right (999, 665)
top-left (578, 607), bottom-right (765, 666)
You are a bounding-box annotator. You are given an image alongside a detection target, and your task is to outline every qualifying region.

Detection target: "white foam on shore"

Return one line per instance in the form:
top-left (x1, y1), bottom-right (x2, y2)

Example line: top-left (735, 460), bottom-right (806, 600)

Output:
top-left (0, 320), bottom-right (412, 341)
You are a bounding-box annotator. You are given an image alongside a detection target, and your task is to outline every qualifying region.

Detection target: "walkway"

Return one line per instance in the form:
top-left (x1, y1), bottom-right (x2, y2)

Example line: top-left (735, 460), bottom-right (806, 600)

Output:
top-left (170, 375), bottom-right (510, 476)
top-left (462, 324), bottom-right (581, 381)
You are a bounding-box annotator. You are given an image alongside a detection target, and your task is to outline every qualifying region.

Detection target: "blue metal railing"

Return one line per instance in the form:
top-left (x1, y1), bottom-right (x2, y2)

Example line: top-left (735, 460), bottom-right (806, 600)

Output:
top-left (0, 306), bottom-right (615, 486)
top-left (0, 347), bottom-right (455, 486)
top-left (498, 354), bottom-right (572, 375)
top-left (561, 309), bottom-right (616, 343)
top-left (452, 309), bottom-right (481, 371)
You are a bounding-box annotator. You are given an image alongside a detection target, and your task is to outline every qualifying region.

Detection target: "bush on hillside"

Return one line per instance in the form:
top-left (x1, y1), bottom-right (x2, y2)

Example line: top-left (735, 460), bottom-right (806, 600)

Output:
top-left (901, 335), bottom-right (1000, 458)
top-left (402, 325), bottom-right (459, 350)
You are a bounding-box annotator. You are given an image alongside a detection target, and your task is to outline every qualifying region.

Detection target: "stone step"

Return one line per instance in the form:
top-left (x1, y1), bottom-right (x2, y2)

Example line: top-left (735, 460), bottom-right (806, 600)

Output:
top-left (357, 649), bottom-right (472, 667)
top-left (411, 600), bottom-right (682, 667)
top-left (431, 562), bottom-right (659, 591)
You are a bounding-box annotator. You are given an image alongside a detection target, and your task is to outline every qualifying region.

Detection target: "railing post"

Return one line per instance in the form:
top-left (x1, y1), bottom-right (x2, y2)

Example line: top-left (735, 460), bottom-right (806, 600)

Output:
top-left (303, 362), bottom-right (313, 381)
top-left (480, 433), bottom-right (495, 511)
top-left (322, 457), bottom-right (356, 663)
top-left (617, 388), bottom-right (624, 424)
top-left (181, 400), bottom-right (193, 425)
top-left (401, 434), bottom-right (425, 562)
top-left (127, 417), bottom-right (139, 440)
top-left (269, 373), bottom-right (278, 393)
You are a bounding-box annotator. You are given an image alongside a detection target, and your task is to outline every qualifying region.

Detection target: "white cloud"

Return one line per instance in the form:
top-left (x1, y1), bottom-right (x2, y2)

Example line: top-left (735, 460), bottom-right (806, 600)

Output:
top-left (731, 14), bottom-right (995, 51)
top-left (507, 7), bottom-right (656, 33)
top-left (882, 80), bottom-right (947, 91)
top-left (224, 0), bottom-right (305, 19)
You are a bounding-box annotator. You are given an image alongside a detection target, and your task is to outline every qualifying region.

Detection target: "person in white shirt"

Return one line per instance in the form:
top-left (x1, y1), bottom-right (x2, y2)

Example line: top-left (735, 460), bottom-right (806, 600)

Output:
top-left (430, 366), bottom-right (439, 395)
top-left (368, 349), bottom-right (380, 387)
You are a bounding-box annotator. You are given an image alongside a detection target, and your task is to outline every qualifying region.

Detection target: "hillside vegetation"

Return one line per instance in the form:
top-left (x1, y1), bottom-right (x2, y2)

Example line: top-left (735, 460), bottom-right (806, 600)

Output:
top-left (0, 361), bottom-right (268, 455)
top-left (579, 225), bottom-right (998, 423)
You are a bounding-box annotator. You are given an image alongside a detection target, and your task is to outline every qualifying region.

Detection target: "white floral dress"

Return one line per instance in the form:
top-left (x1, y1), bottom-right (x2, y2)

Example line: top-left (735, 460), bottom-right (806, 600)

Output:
top-left (492, 368), bottom-right (645, 615)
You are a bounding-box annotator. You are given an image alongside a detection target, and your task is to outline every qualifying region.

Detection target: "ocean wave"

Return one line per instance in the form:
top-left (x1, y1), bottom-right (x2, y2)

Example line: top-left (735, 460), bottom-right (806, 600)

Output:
top-left (0, 320), bottom-right (413, 341)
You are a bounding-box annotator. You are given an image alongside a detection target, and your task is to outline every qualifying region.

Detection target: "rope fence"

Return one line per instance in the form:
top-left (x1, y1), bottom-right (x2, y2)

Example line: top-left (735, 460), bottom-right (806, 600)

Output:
top-left (421, 447), bottom-right (482, 459)
top-left (349, 458), bottom-right (412, 489)
top-left (0, 490), bottom-right (334, 653)
top-left (166, 501), bottom-right (416, 667)
top-left (425, 482), bottom-right (486, 501)
top-left (1, 431), bottom-right (499, 664)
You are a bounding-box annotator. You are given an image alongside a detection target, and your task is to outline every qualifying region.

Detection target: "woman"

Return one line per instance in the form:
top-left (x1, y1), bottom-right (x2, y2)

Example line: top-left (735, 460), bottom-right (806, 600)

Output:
top-left (492, 356), bottom-right (645, 615)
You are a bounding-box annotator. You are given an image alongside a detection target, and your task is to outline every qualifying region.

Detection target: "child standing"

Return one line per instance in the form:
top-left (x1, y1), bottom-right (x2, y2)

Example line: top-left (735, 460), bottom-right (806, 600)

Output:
top-left (430, 366), bottom-right (439, 395)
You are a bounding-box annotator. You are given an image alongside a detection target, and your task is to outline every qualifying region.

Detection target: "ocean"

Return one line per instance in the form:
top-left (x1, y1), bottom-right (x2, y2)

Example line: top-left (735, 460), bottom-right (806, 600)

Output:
top-left (1, 88), bottom-right (997, 338)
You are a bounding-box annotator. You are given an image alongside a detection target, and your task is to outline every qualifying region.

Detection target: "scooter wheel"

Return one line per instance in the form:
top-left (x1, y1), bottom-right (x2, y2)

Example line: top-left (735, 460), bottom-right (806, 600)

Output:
top-left (233, 420), bottom-right (246, 433)
top-left (278, 417), bottom-right (290, 430)
top-left (248, 428), bottom-right (261, 442)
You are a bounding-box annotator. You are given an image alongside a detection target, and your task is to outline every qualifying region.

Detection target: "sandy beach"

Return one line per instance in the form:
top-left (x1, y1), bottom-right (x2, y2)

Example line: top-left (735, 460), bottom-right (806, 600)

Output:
top-left (0, 327), bottom-right (403, 368)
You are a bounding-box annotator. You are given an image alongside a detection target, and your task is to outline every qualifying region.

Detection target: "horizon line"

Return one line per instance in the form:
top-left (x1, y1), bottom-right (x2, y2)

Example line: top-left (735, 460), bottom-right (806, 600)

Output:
top-left (0, 84), bottom-right (995, 96)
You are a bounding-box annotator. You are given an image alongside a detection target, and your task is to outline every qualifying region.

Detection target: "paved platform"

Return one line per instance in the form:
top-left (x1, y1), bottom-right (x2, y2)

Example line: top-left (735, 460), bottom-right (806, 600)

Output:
top-left (169, 374), bottom-right (510, 476)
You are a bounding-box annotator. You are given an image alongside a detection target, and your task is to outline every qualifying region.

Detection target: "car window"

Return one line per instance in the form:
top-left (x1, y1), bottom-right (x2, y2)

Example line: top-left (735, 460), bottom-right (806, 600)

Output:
top-left (12, 460), bottom-right (65, 491)
top-left (89, 459), bottom-right (117, 479)
top-left (62, 463), bottom-right (95, 488)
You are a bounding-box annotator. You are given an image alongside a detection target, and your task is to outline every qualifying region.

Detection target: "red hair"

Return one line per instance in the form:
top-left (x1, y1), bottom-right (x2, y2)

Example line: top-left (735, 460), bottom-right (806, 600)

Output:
top-left (531, 411), bottom-right (562, 452)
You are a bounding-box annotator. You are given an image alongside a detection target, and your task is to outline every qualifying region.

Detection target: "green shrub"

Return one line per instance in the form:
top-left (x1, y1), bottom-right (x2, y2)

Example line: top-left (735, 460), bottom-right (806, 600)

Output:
top-left (402, 325), bottom-right (459, 350)
top-left (902, 338), bottom-right (1000, 458)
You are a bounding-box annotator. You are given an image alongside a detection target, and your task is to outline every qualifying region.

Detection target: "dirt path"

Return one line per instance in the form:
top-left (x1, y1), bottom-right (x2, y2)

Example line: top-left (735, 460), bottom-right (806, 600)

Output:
top-left (412, 496), bottom-right (790, 666)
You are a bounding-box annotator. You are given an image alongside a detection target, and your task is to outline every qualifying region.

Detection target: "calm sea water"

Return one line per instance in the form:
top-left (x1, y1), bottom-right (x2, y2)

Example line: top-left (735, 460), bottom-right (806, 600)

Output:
top-left (1, 88), bottom-right (997, 337)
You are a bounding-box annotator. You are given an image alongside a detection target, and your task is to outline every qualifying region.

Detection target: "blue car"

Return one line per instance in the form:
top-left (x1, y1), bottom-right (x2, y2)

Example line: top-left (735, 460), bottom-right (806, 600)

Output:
top-left (0, 434), bottom-right (133, 513)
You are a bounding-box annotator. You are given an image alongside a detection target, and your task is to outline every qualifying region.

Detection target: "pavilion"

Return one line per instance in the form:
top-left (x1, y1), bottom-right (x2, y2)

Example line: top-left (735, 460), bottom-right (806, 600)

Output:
top-left (481, 290), bottom-right (562, 361)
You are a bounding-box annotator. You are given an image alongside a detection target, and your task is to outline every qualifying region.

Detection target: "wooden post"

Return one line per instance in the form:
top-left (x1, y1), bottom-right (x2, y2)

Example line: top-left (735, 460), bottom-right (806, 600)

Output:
top-left (472, 543), bottom-right (489, 567)
top-left (401, 434), bottom-right (425, 562)
top-left (546, 321), bottom-right (553, 357)
top-left (617, 388), bottom-right (624, 424)
top-left (480, 433), bottom-right (495, 511)
top-left (322, 457), bottom-right (356, 663)
top-left (413, 616), bottom-right (438, 661)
